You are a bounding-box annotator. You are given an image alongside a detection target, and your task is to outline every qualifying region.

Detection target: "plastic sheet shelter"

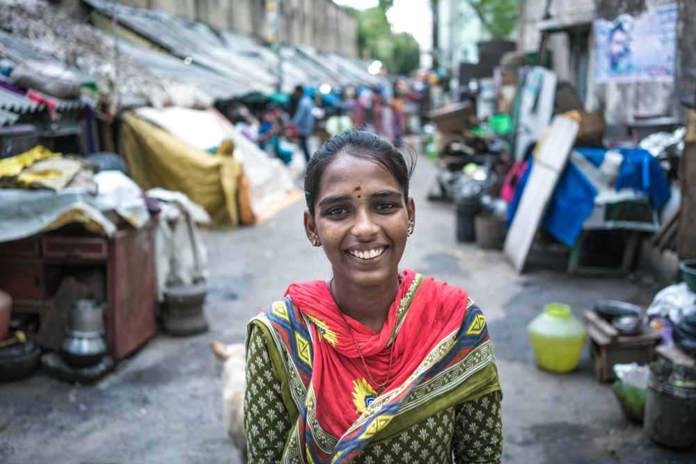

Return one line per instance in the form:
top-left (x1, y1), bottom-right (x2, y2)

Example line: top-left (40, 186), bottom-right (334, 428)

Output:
top-left (121, 113), bottom-right (242, 227)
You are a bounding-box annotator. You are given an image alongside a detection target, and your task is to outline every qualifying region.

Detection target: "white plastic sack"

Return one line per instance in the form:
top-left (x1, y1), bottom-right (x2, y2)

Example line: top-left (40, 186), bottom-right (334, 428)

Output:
top-left (647, 283), bottom-right (696, 325)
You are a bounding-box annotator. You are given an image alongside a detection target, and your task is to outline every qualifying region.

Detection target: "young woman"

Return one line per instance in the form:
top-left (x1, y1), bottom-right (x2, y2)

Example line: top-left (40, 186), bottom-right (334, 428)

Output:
top-left (244, 131), bottom-right (502, 463)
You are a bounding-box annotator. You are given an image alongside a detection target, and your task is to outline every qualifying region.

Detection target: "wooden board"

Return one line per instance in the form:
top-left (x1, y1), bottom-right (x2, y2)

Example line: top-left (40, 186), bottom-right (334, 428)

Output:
top-left (504, 115), bottom-right (579, 272)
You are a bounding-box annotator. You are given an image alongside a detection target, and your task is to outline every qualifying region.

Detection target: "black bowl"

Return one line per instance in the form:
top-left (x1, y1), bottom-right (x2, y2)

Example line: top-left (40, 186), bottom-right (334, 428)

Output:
top-left (0, 341), bottom-right (41, 382)
top-left (594, 300), bottom-right (641, 322)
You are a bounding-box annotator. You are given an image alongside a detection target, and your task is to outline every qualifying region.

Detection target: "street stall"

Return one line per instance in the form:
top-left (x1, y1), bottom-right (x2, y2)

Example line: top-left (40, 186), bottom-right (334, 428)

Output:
top-left (0, 147), bottom-right (157, 381)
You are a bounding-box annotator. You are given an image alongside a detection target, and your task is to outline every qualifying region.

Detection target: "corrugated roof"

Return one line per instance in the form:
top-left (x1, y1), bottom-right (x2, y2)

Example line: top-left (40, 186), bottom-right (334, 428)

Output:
top-left (0, 87), bottom-right (44, 114)
top-left (84, 0), bottom-right (274, 97)
top-left (0, 108), bottom-right (18, 127)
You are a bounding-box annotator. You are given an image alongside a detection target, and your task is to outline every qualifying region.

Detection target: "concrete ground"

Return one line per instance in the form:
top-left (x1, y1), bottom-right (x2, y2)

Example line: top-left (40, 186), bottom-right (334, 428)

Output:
top-left (1, 148), bottom-right (695, 464)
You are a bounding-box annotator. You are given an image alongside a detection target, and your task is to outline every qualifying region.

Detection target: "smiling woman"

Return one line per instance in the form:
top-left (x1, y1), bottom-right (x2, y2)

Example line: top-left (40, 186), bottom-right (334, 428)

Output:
top-left (244, 131), bottom-right (502, 463)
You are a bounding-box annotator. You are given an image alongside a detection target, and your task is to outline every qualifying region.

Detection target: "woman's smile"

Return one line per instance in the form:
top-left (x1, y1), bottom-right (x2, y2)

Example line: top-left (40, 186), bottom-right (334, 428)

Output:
top-left (345, 245), bottom-right (388, 262)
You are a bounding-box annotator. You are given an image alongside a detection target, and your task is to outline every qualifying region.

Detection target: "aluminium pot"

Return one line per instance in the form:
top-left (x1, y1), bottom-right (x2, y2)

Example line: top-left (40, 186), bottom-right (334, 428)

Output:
top-left (61, 329), bottom-right (107, 368)
top-left (61, 299), bottom-right (107, 368)
top-left (68, 299), bottom-right (105, 333)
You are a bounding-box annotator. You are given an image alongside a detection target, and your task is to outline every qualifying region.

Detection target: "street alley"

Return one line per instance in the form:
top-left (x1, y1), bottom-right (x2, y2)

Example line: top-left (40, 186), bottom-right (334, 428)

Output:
top-left (2, 150), bottom-right (693, 464)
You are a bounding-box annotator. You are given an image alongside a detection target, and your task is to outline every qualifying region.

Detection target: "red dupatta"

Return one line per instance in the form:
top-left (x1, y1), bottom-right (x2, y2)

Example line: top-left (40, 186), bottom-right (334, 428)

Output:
top-left (285, 268), bottom-right (471, 439)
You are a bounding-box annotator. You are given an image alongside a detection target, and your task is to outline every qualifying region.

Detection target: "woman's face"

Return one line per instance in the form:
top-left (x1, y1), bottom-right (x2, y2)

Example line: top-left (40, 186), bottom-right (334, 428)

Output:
top-left (305, 152), bottom-right (415, 289)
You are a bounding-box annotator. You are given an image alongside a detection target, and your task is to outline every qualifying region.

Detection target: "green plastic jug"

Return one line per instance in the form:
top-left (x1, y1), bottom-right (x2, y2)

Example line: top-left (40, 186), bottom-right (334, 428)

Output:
top-left (527, 303), bottom-right (586, 373)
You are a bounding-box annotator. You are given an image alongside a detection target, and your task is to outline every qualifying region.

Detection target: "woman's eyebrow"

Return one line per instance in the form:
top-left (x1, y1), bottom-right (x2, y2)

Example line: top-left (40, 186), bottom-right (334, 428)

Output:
top-left (317, 194), bottom-right (351, 208)
top-left (371, 190), bottom-right (402, 199)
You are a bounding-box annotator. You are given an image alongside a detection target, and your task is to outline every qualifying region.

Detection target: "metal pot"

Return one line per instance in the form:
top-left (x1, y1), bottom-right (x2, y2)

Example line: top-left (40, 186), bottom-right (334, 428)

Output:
top-left (61, 299), bottom-right (106, 367)
top-left (61, 330), bottom-right (106, 368)
top-left (69, 299), bottom-right (105, 333)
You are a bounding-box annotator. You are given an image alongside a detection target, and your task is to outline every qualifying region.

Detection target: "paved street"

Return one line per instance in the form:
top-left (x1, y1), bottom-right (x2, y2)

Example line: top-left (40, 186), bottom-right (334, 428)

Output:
top-left (1, 148), bottom-right (694, 463)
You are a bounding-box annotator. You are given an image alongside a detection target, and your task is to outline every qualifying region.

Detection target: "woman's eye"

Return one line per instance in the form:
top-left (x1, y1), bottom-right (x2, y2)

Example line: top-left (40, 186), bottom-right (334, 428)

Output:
top-left (376, 203), bottom-right (397, 212)
top-left (326, 207), bottom-right (348, 217)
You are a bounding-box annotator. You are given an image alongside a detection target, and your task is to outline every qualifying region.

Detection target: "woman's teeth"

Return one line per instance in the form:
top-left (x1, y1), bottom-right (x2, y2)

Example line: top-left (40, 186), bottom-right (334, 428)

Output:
top-left (349, 248), bottom-right (385, 260)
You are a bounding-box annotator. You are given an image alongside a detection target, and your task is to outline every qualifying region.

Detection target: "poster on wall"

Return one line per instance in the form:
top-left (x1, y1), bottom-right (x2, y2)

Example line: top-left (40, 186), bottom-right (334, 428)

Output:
top-left (594, 3), bottom-right (677, 83)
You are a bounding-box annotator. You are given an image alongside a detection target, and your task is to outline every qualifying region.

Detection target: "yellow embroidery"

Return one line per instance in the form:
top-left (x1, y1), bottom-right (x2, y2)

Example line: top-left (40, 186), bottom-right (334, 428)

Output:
top-left (305, 445), bottom-right (315, 464)
top-left (363, 414), bottom-right (393, 439)
top-left (271, 300), bottom-right (289, 321)
top-left (306, 315), bottom-right (338, 346)
top-left (352, 378), bottom-right (378, 414)
top-left (466, 313), bottom-right (486, 336)
top-left (295, 333), bottom-right (312, 367)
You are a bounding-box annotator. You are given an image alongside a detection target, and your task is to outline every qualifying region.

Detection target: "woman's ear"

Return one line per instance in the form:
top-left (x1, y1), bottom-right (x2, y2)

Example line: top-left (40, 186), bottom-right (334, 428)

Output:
top-left (304, 210), bottom-right (320, 246)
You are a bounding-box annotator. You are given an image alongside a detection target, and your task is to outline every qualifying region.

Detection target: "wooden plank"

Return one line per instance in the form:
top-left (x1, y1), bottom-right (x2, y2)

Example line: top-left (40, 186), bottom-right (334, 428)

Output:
top-left (652, 208), bottom-right (679, 247)
top-left (587, 324), bottom-right (611, 346)
top-left (584, 309), bottom-right (619, 338)
top-left (656, 344), bottom-right (696, 367)
top-left (504, 115), bottom-right (579, 272)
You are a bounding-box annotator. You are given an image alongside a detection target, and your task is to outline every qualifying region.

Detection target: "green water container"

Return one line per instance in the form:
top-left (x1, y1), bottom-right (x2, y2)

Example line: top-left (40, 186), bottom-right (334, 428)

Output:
top-left (527, 303), bottom-right (586, 373)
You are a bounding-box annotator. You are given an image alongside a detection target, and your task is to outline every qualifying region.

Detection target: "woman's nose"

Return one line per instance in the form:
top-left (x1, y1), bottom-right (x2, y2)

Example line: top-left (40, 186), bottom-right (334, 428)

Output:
top-left (352, 209), bottom-right (379, 238)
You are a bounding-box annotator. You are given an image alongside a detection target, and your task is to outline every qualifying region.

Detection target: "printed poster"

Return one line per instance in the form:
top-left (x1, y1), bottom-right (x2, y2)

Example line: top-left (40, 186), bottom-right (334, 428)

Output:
top-left (594, 4), bottom-right (677, 83)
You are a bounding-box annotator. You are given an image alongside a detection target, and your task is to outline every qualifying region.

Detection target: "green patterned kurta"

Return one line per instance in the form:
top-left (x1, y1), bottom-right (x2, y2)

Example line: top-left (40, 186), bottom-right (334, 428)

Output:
top-left (245, 325), bottom-right (503, 463)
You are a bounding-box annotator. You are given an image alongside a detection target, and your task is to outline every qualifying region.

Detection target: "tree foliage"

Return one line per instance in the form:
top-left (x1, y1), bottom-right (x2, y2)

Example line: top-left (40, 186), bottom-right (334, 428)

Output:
top-left (356, 6), bottom-right (420, 75)
top-left (464, 0), bottom-right (518, 40)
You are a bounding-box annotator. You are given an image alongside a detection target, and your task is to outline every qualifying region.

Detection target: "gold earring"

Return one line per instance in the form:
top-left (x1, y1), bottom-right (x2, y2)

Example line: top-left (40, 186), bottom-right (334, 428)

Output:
top-left (407, 221), bottom-right (414, 236)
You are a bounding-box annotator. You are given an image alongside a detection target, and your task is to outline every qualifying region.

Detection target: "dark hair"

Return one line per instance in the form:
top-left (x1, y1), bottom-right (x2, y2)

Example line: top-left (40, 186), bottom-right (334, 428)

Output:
top-left (304, 131), bottom-right (416, 216)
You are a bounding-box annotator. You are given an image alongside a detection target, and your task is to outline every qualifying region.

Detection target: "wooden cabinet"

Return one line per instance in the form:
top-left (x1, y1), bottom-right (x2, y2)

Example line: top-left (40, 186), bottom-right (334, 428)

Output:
top-left (0, 224), bottom-right (157, 361)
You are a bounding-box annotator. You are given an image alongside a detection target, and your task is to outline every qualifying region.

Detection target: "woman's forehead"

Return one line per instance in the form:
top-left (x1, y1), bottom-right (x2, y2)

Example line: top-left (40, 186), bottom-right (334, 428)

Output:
top-left (317, 153), bottom-right (401, 196)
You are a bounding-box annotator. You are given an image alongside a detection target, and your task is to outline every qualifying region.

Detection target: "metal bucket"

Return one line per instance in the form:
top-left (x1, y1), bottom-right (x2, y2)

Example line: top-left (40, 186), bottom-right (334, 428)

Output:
top-left (644, 361), bottom-right (696, 448)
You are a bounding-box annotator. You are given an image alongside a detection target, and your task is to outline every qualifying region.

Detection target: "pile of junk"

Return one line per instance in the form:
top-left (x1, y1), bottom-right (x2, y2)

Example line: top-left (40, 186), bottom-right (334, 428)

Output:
top-left (423, 64), bottom-right (687, 281)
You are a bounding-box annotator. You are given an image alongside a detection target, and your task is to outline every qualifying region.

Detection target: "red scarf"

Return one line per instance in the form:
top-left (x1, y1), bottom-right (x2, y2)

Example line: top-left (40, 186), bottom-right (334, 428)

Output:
top-left (285, 269), bottom-right (470, 438)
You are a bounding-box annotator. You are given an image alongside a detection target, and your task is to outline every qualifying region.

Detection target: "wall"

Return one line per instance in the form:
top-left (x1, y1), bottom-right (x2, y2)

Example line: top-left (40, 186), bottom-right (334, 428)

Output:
top-left (518, 0), bottom-right (595, 52)
top-left (116, 0), bottom-right (358, 57)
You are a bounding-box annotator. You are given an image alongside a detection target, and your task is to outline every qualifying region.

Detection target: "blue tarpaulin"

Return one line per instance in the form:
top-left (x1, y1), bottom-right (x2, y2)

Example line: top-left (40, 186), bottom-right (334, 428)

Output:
top-left (508, 159), bottom-right (598, 246)
top-left (508, 147), bottom-right (670, 247)
top-left (575, 147), bottom-right (671, 211)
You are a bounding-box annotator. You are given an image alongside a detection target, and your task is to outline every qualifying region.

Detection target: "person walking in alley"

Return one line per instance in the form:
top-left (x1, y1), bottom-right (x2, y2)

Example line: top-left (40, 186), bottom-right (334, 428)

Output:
top-left (244, 131), bottom-right (503, 463)
top-left (290, 84), bottom-right (315, 163)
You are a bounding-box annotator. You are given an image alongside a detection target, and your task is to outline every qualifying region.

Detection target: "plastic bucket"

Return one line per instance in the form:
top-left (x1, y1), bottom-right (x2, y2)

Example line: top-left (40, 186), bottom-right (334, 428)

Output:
top-left (455, 196), bottom-right (481, 242)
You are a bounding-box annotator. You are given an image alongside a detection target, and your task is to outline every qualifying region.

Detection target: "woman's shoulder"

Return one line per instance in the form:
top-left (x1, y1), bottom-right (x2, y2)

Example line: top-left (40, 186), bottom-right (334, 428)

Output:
top-left (415, 271), bottom-right (477, 308)
top-left (247, 297), bottom-right (311, 339)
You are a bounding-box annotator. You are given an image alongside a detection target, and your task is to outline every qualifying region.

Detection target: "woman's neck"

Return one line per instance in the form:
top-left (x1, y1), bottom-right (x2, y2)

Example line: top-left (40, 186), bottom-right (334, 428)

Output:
top-left (330, 275), bottom-right (399, 333)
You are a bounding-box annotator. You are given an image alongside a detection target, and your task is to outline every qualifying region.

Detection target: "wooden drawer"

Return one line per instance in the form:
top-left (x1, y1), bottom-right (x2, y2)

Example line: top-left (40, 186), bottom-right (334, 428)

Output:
top-left (0, 239), bottom-right (41, 258)
top-left (0, 259), bottom-right (61, 299)
top-left (42, 236), bottom-right (108, 260)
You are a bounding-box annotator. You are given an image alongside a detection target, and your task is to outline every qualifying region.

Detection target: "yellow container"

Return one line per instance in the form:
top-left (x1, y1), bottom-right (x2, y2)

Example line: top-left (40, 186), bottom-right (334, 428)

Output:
top-left (527, 303), bottom-right (586, 373)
